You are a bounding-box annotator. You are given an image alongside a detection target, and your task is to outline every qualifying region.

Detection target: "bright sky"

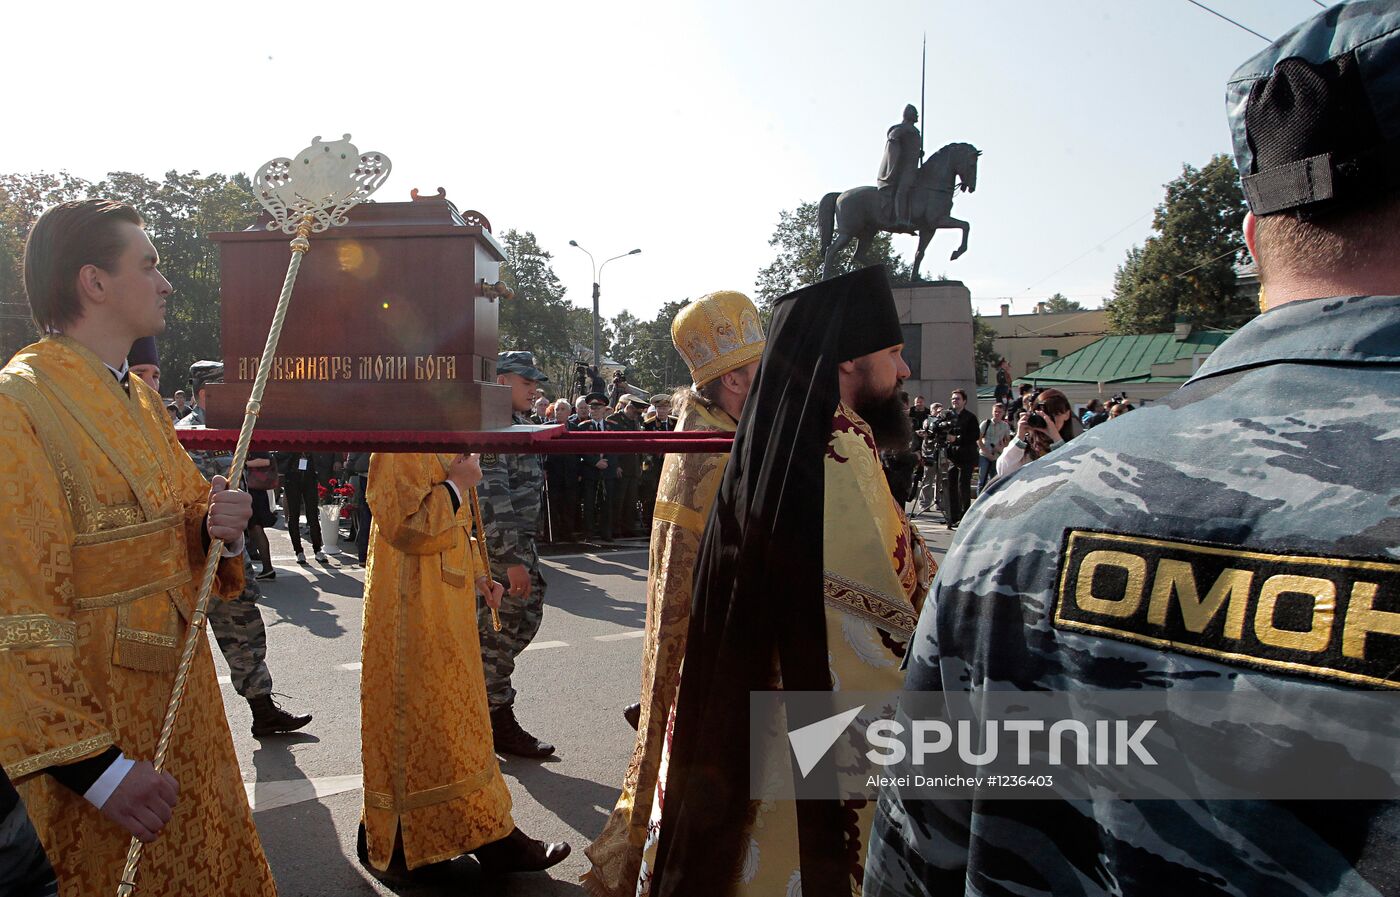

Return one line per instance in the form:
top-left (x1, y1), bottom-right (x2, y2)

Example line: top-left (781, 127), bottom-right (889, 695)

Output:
top-left (6, 0), bottom-right (1323, 320)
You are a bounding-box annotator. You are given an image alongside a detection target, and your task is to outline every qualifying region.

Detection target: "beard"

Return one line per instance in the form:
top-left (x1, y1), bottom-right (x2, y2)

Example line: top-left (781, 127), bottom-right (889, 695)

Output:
top-left (853, 381), bottom-right (913, 451)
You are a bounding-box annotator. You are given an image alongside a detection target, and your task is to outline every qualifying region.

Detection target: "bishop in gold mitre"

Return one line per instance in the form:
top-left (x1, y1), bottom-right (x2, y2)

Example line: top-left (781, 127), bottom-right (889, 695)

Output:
top-left (0, 200), bottom-right (276, 896)
top-left (583, 290), bottom-right (766, 897)
top-left (358, 450), bottom-right (570, 881)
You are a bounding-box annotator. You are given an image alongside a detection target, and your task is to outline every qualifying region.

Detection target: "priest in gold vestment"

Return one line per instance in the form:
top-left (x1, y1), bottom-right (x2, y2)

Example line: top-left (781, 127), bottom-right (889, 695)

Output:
top-left (641, 266), bottom-right (933, 897)
top-left (0, 200), bottom-right (275, 896)
top-left (359, 451), bottom-right (569, 879)
top-left (583, 290), bottom-right (766, 897)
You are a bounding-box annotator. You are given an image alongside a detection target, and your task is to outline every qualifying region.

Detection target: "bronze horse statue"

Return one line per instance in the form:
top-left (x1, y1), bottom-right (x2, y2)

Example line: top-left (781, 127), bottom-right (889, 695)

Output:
top-left (820, 141), bottom-right (980, 280)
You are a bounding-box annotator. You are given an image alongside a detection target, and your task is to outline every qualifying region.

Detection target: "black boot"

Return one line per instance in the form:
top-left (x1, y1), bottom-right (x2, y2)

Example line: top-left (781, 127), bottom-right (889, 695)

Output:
top-left (473, 827), bottom-right (570, 875)
top-left (623, 703), bottom-right (641, 731)
top-left (490, 705), bottom-right (555, 758)
top-left (248, 694), bottom-right (312, 737)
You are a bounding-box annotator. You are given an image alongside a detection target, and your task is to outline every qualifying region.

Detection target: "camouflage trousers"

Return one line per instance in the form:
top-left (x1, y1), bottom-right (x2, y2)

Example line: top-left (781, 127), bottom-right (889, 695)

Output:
top-left (476, 547), bottom-right (547, 711)
top-left (0, 798), bottom-right (56, 897)
top-left (208, 555), bottom-right (273, 699)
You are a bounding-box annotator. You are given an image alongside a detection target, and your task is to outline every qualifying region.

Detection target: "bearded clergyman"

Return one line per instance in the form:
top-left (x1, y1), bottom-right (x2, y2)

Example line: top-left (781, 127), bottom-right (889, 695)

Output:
top-left (639, 265), bottom-right (935, 897)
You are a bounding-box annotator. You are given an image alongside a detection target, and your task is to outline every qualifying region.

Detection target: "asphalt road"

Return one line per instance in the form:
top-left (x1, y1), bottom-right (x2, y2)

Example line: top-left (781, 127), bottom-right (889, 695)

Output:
top-left (211, 507), bottom-right (954, 897)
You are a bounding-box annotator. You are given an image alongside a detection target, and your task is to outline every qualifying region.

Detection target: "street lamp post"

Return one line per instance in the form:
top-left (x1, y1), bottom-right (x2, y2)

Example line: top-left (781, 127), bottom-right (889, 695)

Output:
top-left (569, 240), bottom-right (641, 377)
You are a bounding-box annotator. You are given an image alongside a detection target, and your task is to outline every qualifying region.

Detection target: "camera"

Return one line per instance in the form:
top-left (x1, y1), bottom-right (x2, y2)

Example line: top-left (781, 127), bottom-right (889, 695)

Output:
top-left (1027, 412), bottom-right (1047, 429)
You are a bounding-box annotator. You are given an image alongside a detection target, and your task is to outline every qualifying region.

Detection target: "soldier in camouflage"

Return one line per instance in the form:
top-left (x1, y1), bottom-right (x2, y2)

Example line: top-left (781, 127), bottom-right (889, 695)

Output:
top-left (176, 360), bottom-right (312, 738)
top-left (864, 5), bottom-right (1400, 895)
top-left (478, 351), bottom-right (555, 758)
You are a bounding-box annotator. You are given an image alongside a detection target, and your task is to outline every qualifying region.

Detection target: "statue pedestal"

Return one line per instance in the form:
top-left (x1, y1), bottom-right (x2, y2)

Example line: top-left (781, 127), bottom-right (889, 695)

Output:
top-left (894, 281), bottom-right (977, 409)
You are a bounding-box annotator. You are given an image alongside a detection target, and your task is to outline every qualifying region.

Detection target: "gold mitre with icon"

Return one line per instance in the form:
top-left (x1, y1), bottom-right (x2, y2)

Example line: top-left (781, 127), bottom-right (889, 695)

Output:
top-left (671, 290), bottom-right (766, 387)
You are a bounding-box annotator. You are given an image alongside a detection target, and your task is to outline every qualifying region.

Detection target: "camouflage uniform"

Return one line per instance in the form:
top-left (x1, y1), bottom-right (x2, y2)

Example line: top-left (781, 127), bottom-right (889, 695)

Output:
top-left (176, 407), bottom-right (274, 699)
top-left (476, 410), bottom-right (548, 711)
top-left (864, 296), bottom-right (1400, 896)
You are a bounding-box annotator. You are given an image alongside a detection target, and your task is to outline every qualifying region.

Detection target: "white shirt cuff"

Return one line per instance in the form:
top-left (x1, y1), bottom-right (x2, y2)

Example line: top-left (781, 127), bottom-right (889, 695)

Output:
top-left (84, 753), bottom-right (135, 810)
top-left (443, 480), bottom-right (463, 506)
top-left (221, 536), bottom-right (245, 558)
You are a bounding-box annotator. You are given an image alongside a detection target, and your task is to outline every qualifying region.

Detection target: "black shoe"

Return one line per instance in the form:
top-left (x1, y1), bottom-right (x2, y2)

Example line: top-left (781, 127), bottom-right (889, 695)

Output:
top-left (256, 567), bottom-right (276, 580)
top-left (490, 705), bottom-right (555, 758)
top-left (249, 694), bottom-right (313, 737)
top-left (623, 703), bottom-right (641, 731)
top-left (473, 827), bottom-right (570, 875)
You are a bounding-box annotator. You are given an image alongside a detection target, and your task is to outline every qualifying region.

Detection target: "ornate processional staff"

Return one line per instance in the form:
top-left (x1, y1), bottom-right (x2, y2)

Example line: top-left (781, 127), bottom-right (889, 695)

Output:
top-left (117, 135), bottom-right (391, 897)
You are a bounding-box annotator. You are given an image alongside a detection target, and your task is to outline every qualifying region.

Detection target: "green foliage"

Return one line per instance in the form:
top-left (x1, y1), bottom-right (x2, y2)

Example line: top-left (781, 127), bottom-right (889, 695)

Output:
top-left (1042, 292), bottom-right (1084, 313)
top-left (754, 200), bottom-right (919, 308)
top-left (972, 312), bottom-right (998, 385)
top-left (609, 298), bottom-right (691, 394)
top-left (1106, 155), bottom-right (1254, 334)
top-left (0, 170), bottom-right (257, 386)
top-left (497, 229), bottom-right (587, 385)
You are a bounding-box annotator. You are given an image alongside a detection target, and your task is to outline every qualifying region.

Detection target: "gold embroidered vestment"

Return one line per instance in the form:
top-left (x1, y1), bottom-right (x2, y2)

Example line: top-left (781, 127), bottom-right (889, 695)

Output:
top-left (360, 452), bottom-right (514, 870)
top-left (583, 393), bottom-right (737, 897)
top-left (0, 337), bottom-right (275, 897)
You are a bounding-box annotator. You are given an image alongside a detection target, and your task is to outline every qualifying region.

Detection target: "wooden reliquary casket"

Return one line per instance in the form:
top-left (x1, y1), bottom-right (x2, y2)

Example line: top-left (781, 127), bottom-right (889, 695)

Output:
top-left (204, 189), bottom-right (512, 431)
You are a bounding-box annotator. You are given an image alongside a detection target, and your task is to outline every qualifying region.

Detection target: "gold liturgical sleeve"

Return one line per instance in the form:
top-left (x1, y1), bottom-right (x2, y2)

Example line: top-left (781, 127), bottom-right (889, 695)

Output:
top-left (0, 407), bottom-right (114, 778)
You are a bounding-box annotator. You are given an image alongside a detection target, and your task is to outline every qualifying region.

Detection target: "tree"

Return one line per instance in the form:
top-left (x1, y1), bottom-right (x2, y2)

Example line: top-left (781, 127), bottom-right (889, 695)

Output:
top-left (0, 169), bottom-right (257, 384)
top-left (1042, 292), bottom-right (1084, 313)
top-left (972, 313), bottom-right (998, 385)
top-left (0, 172), bottom-right (94, 364)
top-left (608, 299), bottom-right (691, 394)
top-left (498, 229), bottom-right (588, 385)
top-left (754, 201), bottom-right (920, 308)
top-left (1105, 155), bottom-right (1254, 334)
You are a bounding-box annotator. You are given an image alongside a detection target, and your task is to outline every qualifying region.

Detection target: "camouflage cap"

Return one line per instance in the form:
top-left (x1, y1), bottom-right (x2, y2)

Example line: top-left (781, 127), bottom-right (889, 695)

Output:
top-left (497, 350), bottom-right (549, 382)
top-left (189, 360), bottom-right (223, 392)
top-left (1227, 0), bottom-right (1400, 215)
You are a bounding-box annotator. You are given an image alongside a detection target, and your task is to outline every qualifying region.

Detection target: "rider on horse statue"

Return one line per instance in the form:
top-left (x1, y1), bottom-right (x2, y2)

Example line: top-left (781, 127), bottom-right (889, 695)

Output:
top-left (877, 104), bottom-right (922, 231)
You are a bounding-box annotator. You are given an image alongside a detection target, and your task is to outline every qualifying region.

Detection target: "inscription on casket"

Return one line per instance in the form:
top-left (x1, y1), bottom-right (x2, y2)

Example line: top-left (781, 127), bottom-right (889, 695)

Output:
top-left (205, 193), bottom-right (512, 431)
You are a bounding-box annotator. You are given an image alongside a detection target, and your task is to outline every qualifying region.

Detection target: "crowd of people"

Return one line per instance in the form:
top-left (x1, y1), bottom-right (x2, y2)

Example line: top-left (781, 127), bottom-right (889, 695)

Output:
top-left (891, 382), bottom-right (1135, 527)
top-left (1, 5), bottom-right (1397, 896)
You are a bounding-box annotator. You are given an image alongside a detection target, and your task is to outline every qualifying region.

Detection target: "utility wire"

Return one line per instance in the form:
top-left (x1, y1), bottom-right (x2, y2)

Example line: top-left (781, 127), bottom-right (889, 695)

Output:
top-left (1184, 0), bottom-right (1273, 42)
top-left (1309, 0), bottom-right (1327, 7)
top-left (1173, 244), bottom-right (1247, 279)
top-left (1018, 155), bottom-right (1236, 299)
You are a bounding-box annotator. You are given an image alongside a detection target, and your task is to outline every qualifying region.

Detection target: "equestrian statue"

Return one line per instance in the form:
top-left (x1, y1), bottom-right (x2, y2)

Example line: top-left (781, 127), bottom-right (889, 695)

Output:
top-left (820, 120), bottom-right (981, 281)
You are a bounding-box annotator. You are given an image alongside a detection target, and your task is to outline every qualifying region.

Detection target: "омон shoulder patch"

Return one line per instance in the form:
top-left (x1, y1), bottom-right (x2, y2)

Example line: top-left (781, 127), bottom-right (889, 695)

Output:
top-left (1053, 529), bottom-right (1400, 689)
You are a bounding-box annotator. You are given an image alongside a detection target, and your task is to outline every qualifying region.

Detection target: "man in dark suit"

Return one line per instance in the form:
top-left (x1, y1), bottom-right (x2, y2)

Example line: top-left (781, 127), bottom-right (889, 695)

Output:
top-left (944, 388), bottom-right (980, 529)
top-left (608, 394), bottom-right (648, 537)
top-left (575, 393), bottom-right (622, 541)
top-left (639, 393), bottom-right (674, 531)
top-left (542, 400), bottom-right (582, 541)
top-left (277, 451), bottom-right (327, 563)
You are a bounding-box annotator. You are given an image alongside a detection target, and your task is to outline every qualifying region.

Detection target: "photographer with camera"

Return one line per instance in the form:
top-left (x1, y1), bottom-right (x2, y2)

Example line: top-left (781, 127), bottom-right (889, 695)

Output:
top-left (941, 389), bottom-right (979, 529)
top-left (996, 387), bottom-right (1074, 478)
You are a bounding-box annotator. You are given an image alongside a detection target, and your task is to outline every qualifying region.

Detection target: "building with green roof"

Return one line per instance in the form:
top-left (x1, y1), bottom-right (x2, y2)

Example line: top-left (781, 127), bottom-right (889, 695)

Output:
top-left (998, 323), bottom-right (1236, 411)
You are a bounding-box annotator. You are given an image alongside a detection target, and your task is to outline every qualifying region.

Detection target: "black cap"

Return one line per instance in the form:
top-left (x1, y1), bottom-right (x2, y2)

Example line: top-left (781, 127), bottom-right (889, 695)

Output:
top-left (778, 265), bottom-right (904, 362)
top-left (583, 392), bottom-right (609, 405)
top-left (1228, 1), bottom-right (1400, 216)
top-left (128, 336), bottom-right (159, 368)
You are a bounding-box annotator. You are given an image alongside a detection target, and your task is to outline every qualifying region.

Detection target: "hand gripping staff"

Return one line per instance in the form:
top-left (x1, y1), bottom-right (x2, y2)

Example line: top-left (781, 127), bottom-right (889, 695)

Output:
top-left (466, 486), bottom-right (503, 632)
top-left (116, 135), bottom-right (390, 896)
